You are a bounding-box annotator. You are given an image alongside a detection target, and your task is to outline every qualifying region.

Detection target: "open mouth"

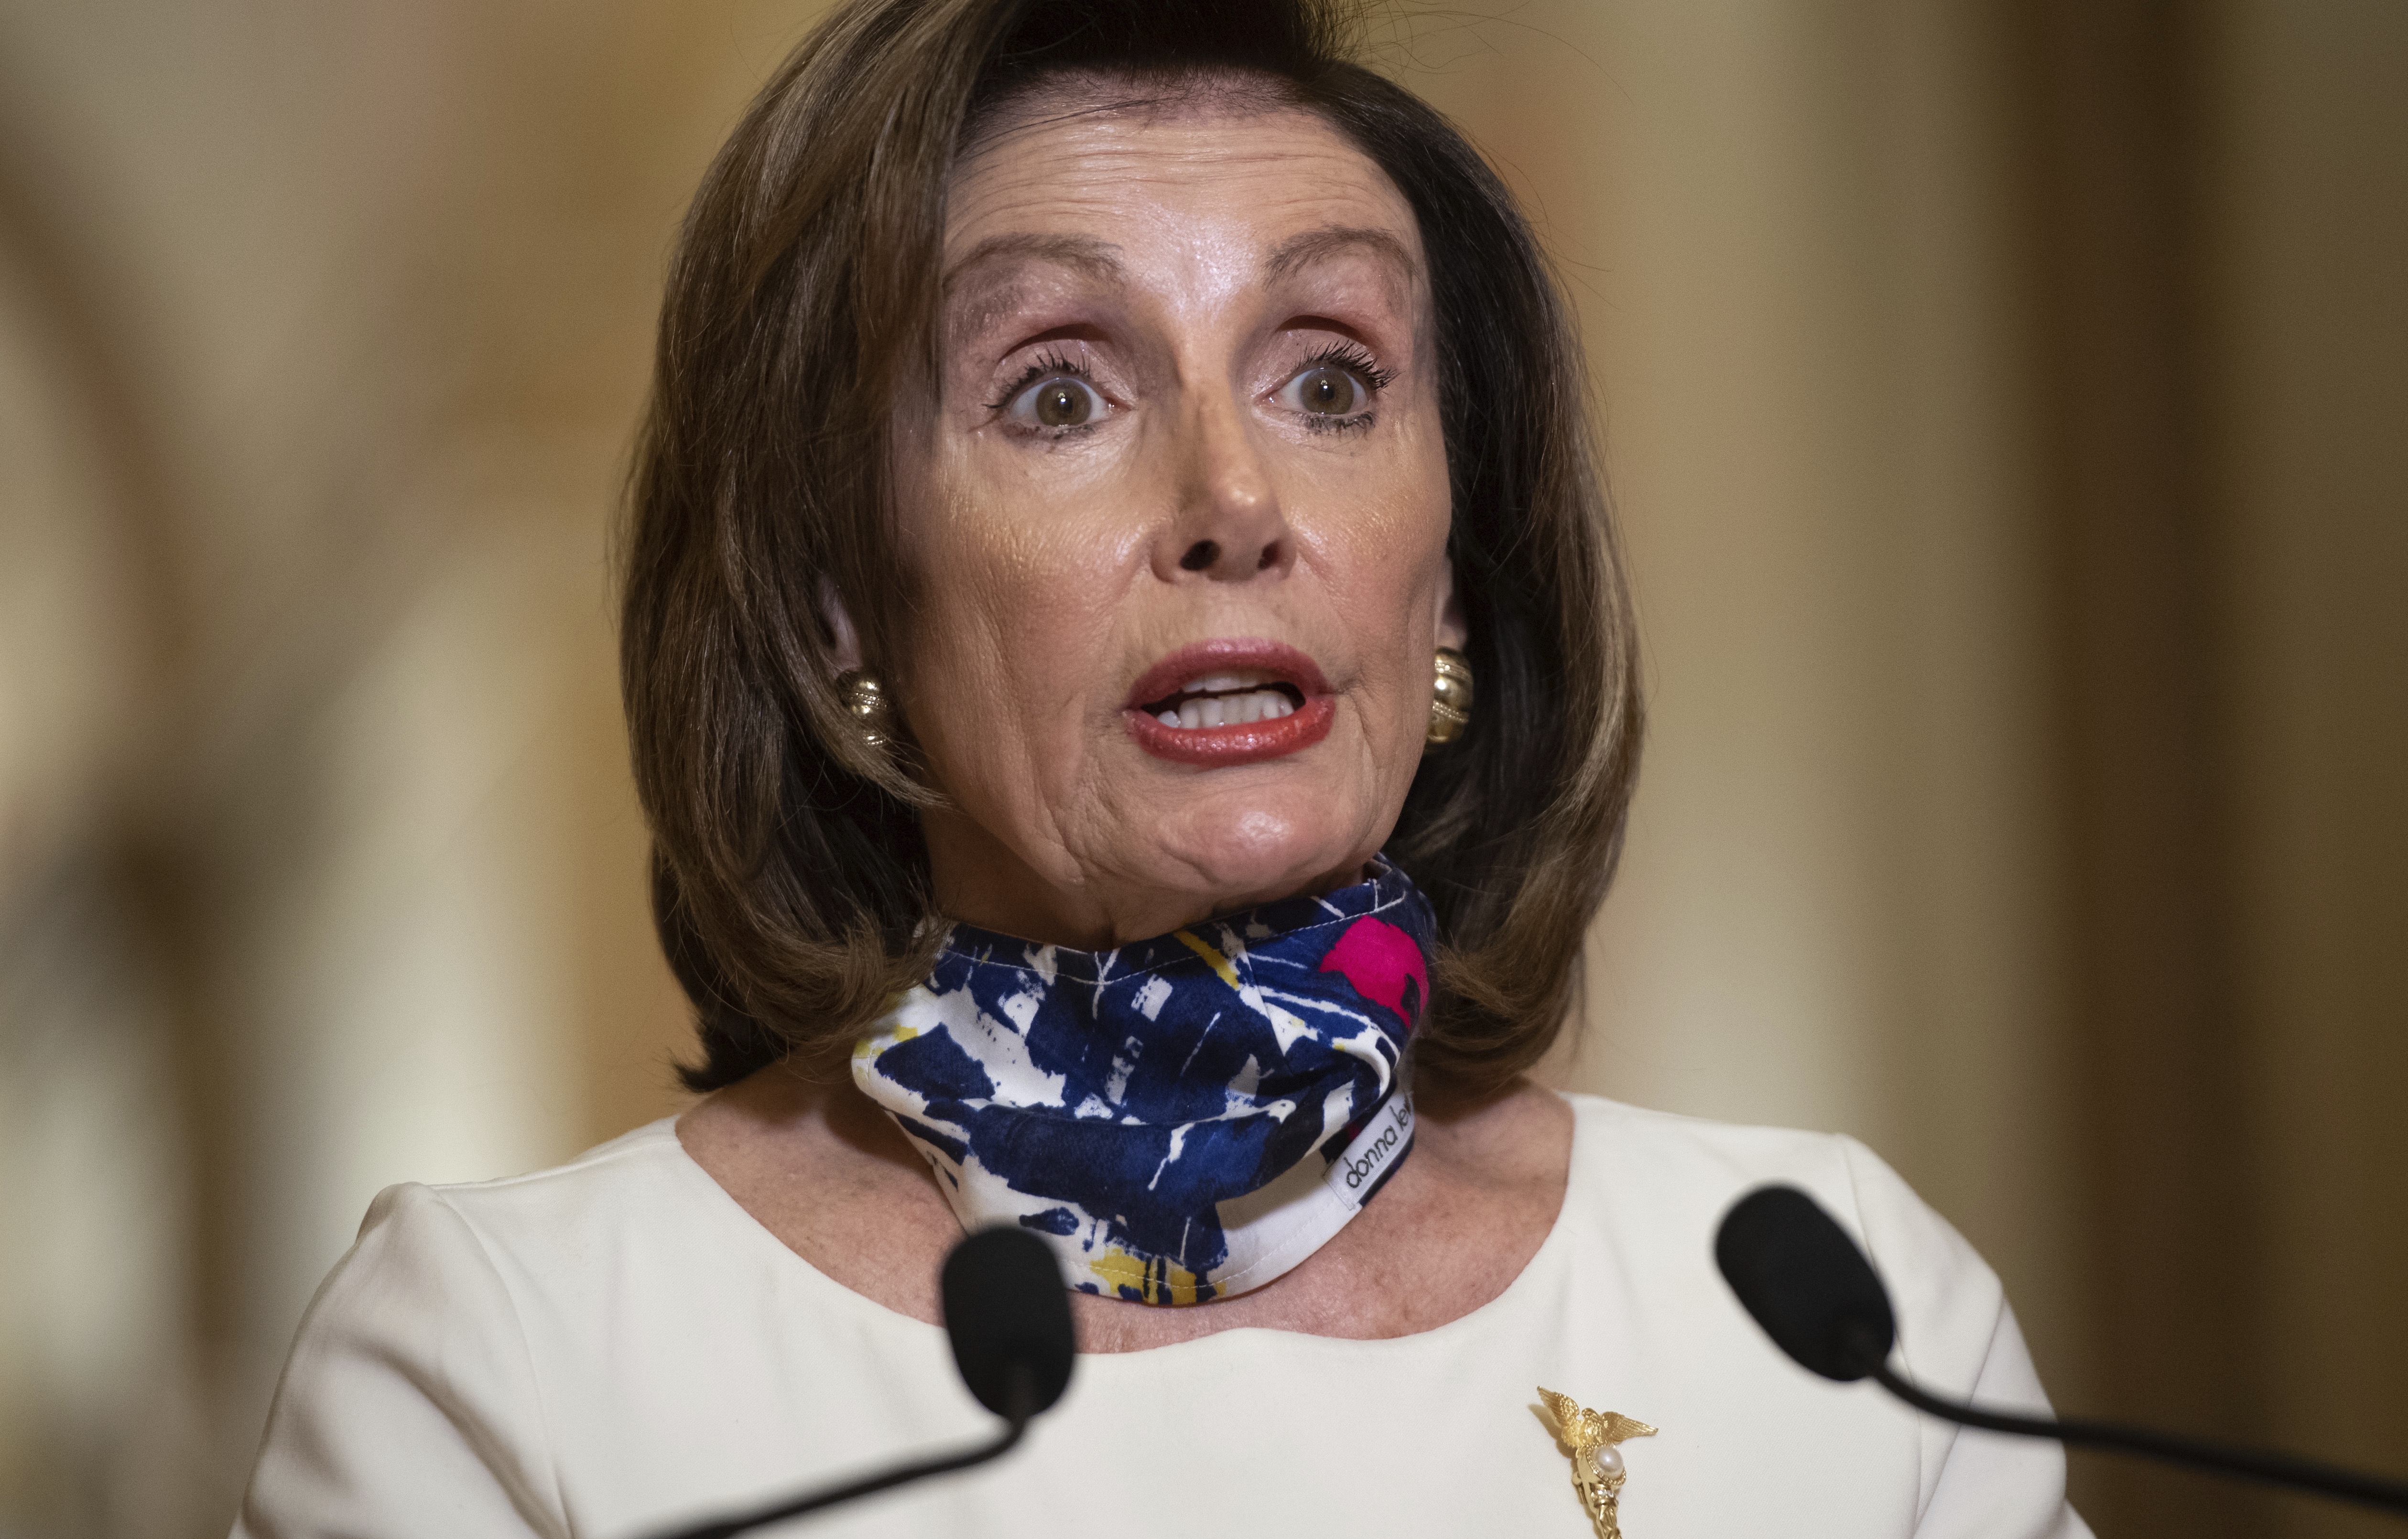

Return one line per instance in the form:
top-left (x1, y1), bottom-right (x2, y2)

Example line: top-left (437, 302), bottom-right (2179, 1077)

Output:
top-left (1138, 671), bottom-right (1308, 730)
top-left (1122, 640), bottom-right (1335, 767)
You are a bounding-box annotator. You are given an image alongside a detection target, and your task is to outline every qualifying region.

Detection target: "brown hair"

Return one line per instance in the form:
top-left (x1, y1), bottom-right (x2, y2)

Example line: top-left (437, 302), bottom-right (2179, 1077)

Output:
top-left (621, 0), bottom-right (1643, 1095)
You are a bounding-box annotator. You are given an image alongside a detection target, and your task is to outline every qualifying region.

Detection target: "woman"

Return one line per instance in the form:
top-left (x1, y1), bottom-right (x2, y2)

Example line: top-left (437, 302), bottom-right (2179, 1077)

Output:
top-left (236, 1), bottom-right (2088, 1535)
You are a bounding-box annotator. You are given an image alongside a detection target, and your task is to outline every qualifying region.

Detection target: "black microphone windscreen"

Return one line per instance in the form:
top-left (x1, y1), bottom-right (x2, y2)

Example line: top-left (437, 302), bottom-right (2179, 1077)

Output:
top-left (940, 1227), bottom-right (1077, 1420)
top-left (1715, 1185), bottom-right (1898, 1382)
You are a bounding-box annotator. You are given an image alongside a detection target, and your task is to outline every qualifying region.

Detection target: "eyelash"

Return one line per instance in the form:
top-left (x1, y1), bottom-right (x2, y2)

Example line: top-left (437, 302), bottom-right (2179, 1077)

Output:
top-left (1302, 340), bottom-right (1396, 394)
top-left (985, 349), bottom-right (1090, 415)
top-left (1291, 341), bottom-right (1394, 435)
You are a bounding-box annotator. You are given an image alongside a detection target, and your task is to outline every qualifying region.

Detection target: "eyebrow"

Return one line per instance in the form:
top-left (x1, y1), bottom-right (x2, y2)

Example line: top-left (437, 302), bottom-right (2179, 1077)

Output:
top-left (1263, 226), bottom-right (1419, 286)
top-left (945, 230), bottom-right (1128, 287)
top-left (943, 233), bottom-right (1127, 347)
top-left (939, 225), bottom-right (1419, 350)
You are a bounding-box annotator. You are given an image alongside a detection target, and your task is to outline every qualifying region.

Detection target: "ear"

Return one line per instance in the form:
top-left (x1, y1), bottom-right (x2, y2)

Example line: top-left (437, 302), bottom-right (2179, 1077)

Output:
top-left (818, 575), bottom-right (865, 673)
top-left (1432, 558), bottom-right (1468, 652)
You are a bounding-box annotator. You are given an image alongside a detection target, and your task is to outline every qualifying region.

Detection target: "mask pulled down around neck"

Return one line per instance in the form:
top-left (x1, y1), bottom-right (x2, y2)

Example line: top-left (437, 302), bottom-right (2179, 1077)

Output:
top-left (853, 858), bottom-right (1433, 1306)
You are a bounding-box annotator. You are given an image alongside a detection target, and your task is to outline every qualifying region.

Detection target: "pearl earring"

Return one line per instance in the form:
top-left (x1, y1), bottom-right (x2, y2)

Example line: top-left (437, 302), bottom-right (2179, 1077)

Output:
top-left (838, 671), bottom-right (895, 749)
top-left (1426, 648), bottom-right (1473, 746)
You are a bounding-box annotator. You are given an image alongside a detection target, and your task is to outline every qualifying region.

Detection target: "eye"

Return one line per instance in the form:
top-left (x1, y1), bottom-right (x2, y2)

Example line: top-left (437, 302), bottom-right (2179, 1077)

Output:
top-left (1004, 371), bottom-right (1106, 430)
top-left (1281, 365), bottom-right (1365, 416)
top-left (1272, 344), bottom-right (1392, 425)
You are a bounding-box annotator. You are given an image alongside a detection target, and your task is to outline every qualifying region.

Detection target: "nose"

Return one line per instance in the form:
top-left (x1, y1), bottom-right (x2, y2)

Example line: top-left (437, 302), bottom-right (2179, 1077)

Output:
top-left (1150, 389), bottom-right (1295, 584)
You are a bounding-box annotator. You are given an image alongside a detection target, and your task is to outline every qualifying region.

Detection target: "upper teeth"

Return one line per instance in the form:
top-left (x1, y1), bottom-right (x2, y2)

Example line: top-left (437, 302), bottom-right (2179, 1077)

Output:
top-left (1157, 690), bottom-right (1297, 729)
top-left (1151, 672), bottom-right (1298, 730)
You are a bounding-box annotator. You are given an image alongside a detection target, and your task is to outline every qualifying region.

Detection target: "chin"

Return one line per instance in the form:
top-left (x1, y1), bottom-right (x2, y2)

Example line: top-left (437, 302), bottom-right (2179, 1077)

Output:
top-left (1142, 791), bottom-right (1381, 913)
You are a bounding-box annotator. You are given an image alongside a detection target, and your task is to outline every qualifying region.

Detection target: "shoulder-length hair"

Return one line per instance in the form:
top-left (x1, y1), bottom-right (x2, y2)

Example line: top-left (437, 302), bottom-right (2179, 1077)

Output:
top-left (622, 0), bottom-right (1643, 1095)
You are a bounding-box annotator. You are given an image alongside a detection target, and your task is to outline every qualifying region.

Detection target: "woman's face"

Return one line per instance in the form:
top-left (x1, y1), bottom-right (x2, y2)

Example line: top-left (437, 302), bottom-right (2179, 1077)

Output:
top-left (885, 89), bottom-right (1461, 947)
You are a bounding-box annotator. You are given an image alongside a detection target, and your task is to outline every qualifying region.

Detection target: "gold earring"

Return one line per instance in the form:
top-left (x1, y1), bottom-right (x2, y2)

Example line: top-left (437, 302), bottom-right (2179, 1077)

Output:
top-left (1426, 647), bottom-right (1473, 746)
top-left (837, 671), bottom-right (895, 749)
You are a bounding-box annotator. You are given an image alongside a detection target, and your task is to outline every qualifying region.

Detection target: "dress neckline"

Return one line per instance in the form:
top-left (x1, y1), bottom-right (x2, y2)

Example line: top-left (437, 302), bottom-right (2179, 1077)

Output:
top-left (657, 1090), bottom-right (1595, 1363)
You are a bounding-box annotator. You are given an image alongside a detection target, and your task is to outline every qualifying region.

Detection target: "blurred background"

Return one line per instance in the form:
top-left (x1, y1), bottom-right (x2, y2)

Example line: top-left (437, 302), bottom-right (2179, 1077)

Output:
top-left (0, 0), bottom-right (2399, 1535)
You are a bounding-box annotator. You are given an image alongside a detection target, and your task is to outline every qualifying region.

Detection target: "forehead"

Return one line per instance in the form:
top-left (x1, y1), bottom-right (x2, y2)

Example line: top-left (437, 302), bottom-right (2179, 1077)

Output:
top-left (943, 93), bottom-right (1423, 304)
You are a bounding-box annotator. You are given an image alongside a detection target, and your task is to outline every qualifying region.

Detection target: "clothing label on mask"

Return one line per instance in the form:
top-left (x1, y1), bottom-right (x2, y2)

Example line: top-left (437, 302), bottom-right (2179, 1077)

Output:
top-left (1325, 1092), bottom-right (1416, 1213)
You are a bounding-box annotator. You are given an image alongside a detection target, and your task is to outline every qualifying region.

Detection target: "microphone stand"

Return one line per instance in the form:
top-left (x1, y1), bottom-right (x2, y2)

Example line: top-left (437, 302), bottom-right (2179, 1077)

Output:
top-left (1871, 1363), bottom-right (2408, 1518)
top-left (652, 1366), bottom-right (1039, 1539)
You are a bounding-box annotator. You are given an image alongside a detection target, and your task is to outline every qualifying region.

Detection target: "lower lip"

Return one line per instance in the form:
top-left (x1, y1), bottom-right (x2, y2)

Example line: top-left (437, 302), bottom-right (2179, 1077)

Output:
top-left (1126, 697), bottom-right (1335, 766)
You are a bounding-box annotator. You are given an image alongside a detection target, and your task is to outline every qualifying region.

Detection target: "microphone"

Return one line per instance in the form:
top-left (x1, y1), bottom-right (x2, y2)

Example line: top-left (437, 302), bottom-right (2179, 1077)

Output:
top-left (1714, 1185), bottom-right (2408, 1519)
top-left (650, 1226), bottom-right (1077, 1539)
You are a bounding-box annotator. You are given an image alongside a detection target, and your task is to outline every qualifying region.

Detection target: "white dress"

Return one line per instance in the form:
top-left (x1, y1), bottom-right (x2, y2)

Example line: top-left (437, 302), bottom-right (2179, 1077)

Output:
top-left (232, 1094), bottom-right (2091, 1538)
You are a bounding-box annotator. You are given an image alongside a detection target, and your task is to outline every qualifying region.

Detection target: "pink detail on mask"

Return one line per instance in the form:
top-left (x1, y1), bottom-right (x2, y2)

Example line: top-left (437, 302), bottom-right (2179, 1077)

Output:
top-left (1318, 917), bottom-right (1429, 1026)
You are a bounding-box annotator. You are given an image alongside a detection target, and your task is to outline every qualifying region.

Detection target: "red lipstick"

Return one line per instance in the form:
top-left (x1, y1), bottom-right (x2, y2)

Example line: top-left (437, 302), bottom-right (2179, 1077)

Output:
top-left (1124, 639), bottom-right (1334, 768)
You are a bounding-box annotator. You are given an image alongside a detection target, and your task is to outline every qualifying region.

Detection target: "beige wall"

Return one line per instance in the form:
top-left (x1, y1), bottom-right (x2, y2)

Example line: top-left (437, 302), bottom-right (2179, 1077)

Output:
top-left (0, 4), bottom-right (2398, 1537)
top-left (0, 3), bottom-right (740, 1525)
top-left (2210, 1), bottom-right (2408, 1520)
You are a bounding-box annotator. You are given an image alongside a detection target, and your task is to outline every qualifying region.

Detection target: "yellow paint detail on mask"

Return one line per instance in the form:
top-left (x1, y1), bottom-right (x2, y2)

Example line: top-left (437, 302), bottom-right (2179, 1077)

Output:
top-left (1086, 1246), bottom-right (1203, 1307)
top-left (1172, 930), bottom-right (1243, 993)
top-left (854, 1023), bottom-right (921, 1060)
top-left (1087, 1248), bottom-right (1150, 1296)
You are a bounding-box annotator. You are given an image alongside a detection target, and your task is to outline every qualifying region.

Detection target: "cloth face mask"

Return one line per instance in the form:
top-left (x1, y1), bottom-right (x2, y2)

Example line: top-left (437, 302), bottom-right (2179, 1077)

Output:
top-left (853, 857), bottom-right (1433, 1306)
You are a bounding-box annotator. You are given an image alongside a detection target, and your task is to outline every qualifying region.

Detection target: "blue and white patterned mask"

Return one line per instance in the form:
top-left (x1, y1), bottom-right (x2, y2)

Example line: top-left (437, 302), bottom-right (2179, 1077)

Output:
top-left (853, 857), bottom-right (1433, 1306)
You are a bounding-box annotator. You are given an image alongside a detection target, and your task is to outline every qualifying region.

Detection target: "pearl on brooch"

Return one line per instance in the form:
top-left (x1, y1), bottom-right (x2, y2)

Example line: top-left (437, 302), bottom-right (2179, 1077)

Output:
top-left (1583, 1442), bottom-right (1625, 1481)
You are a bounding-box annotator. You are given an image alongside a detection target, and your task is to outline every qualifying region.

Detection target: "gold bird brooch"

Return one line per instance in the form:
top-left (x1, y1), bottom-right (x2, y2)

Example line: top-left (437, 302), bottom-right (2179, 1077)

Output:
top-left (1537, 1387), bottom-right (1658, 1539)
